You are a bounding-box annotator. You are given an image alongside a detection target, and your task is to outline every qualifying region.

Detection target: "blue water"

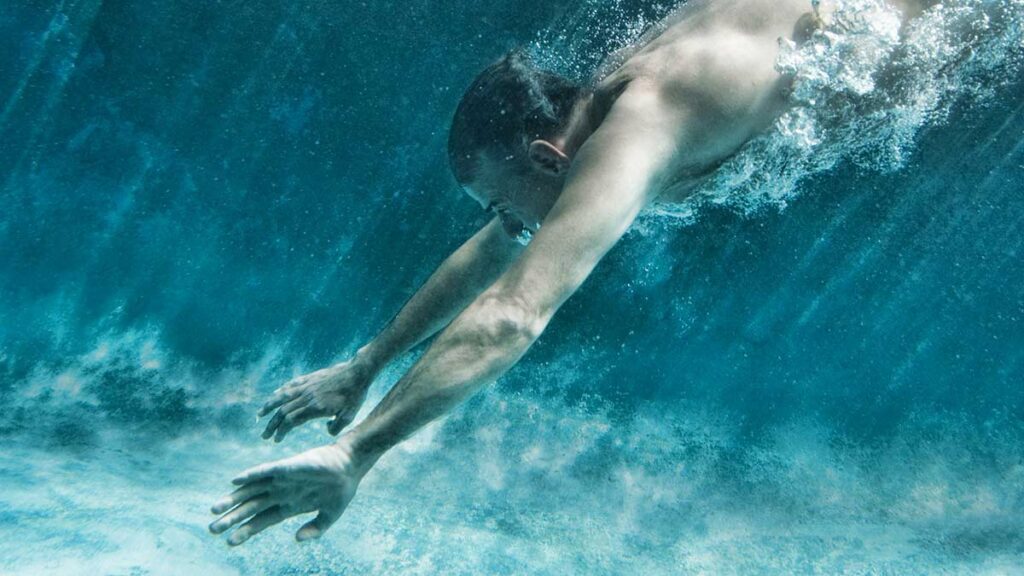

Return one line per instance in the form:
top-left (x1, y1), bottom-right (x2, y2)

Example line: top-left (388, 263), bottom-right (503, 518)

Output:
top-left (1, 1), bottom-right (1023, 574)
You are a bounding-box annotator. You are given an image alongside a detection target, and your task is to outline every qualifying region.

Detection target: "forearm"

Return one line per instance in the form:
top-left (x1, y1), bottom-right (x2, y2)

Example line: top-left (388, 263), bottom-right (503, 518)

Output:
top-left (355, 218), bottom-right (520, 375)
top-left (347, 293), bottom-right (542, 463)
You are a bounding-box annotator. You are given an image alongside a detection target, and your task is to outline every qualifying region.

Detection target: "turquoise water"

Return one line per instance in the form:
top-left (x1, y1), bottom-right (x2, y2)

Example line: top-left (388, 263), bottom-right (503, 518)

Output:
top-left (1, 1), bottom-right (1023, 574)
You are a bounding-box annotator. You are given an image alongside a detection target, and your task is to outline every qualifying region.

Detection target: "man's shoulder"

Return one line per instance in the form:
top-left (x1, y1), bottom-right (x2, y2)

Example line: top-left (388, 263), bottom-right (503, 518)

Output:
top-left (596, 76), bottom-right (685, 131)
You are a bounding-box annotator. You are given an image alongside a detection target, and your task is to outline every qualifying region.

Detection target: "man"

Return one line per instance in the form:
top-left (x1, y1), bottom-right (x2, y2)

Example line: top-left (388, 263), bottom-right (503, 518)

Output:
top-left (209, 0), bottom-right (928, 546)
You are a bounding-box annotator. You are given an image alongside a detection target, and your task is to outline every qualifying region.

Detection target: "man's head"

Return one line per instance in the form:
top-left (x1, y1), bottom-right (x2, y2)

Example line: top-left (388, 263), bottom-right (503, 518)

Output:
top-left (448, 50), bottom-right (585, 236)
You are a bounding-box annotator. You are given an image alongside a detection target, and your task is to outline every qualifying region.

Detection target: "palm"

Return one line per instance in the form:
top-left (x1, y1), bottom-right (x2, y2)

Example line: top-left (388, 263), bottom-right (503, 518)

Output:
top-left (209, 443), bottom-right (365, 546)
top-left (258, 360), bottom-right (374, 441)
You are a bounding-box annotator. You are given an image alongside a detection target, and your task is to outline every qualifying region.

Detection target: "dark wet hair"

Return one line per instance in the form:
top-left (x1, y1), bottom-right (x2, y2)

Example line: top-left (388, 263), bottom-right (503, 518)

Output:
top-left (447, 49), bottom-right (583, 185)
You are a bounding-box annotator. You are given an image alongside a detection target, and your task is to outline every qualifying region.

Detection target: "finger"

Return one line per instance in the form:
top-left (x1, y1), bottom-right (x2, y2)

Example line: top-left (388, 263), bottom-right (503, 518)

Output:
top-left (296, 508), bottom-right (342, 542)
top-left (261, 410), bottom-right (285, 440)
top-left (232, 461), bottom-right (285, 485)
top-left (261, 398), bottom-right (304, 440)
top-left (257, 386), bottom-right (297, 417)
top-left (327, 412), bottom-right (354, 436)
top-left (274, 406), bottom-right (316, 443)
top-left (210, 479), bottom-right (272, 514)
top-left (227, 505), bottom-right (290, 546)
top-left (209, 495), bottom-right (274, 534)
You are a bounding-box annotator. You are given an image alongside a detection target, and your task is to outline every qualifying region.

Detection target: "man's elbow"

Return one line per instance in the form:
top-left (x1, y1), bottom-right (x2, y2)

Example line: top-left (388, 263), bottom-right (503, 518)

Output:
top-left (470, 293), bottom-right (546, 349)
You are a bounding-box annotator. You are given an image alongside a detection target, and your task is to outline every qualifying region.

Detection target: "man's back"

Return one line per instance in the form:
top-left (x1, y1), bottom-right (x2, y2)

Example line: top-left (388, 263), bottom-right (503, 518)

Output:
top-left (589, 0), bottom-right (889, 202)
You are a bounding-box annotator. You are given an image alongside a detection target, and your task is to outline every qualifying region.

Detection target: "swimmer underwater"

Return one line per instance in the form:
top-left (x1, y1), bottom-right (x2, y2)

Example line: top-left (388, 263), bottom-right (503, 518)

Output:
top-left (209, 0), bottom-right (935, 546)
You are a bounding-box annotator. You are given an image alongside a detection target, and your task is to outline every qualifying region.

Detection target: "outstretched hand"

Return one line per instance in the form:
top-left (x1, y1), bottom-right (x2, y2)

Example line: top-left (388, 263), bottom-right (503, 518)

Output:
top-left (209, 441), bottom-right (370, 546)
top-left (258, 360), bottom-right (375, 441)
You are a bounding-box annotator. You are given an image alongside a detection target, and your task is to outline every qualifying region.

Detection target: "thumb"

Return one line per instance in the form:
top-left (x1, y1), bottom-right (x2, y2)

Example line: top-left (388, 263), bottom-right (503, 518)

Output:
top-left (327, 413), bottom-right (353, 436)
top-left (296, 510), bottom-right (339, 542)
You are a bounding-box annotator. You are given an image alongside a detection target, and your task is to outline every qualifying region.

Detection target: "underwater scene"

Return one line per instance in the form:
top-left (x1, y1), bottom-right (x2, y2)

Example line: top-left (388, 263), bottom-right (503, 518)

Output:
top-left (1, 0), bottom-right (1023, 574)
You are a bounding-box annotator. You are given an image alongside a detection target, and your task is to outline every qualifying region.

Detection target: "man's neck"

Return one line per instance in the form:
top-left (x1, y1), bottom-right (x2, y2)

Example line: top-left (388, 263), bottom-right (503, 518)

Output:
top-left (553, 92), bottom-right (597, 160)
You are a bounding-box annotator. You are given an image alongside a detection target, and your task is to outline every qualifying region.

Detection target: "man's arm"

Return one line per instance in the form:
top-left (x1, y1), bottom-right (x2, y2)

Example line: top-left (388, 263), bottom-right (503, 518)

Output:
top-left (258, 216), bottom-right (523, 439)
top-left (355, 215), bottom-right (524, 374)
top-left (210, 86), bottom-right (684, 545)
top-left (347, 85), bottom-right (682, 462)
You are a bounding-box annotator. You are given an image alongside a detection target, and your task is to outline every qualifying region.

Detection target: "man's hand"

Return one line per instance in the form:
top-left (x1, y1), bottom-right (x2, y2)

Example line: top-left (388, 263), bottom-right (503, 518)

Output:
top-left (258, 360), bottom-right (375, 441)
top-left (208, 440), bottom-right (371, 546)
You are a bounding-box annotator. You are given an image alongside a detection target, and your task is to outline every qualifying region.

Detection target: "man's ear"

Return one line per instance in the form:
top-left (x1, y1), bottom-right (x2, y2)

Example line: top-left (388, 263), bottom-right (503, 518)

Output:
top-left (527, 140), bottom-right (571, 176)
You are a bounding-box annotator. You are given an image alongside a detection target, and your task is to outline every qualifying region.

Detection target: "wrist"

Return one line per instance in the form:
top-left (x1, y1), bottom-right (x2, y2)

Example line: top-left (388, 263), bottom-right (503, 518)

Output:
top-left (336, 429), bottom-right (383, 476)
top-left (352, 343), bottom-right (386, 378)
top-left (346, 418), bottom-right (397, 467)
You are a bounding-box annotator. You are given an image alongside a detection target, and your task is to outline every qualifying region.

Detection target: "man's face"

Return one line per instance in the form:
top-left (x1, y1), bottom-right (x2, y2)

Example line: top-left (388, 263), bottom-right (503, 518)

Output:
top-left (463, 154), bottom-right (565, 235)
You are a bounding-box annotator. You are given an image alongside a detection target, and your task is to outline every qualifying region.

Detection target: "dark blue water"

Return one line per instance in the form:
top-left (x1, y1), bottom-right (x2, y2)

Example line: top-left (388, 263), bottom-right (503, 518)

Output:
top-left (1, 1), bottom-right (1022, 574)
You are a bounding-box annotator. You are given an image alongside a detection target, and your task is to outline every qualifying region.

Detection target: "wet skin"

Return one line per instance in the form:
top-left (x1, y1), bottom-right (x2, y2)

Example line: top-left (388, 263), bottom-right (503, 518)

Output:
top-left (211, 0), bottom-right (928, 546)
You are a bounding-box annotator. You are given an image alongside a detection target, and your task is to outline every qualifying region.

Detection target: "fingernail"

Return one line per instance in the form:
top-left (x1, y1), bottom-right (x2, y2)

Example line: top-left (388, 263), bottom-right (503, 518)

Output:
top-left (227, 531), bottom-right (248, 546)
top-left (209, 521), bottom-right (223, 533)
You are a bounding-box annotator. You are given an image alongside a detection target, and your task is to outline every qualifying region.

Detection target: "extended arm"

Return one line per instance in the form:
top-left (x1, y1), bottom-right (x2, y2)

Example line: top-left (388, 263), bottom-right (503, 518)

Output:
top-left (211, 85), bottom-right (683, 545)
top-left (346, 87), bottom-right (681, 462)
top-left (258, 216), bottom-right (523, 439)
top-left (356, 215), bottom-right (524, 375)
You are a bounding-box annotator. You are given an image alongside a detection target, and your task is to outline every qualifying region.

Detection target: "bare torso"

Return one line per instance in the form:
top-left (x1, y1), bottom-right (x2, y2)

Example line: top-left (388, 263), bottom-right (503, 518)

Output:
top-left (585, 0), bottom-right (860, 202)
